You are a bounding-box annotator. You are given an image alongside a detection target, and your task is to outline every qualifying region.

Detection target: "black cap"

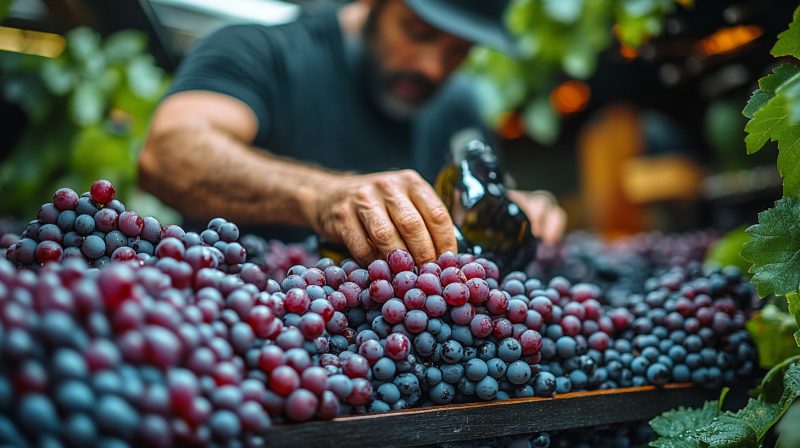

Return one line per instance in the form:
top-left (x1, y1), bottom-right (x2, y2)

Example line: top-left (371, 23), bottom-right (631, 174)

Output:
top-left (404, 0), bottom-right (517, 56)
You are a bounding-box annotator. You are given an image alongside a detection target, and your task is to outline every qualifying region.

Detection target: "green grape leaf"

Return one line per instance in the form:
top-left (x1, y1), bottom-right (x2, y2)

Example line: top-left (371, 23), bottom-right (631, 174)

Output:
top-left (788, 292), bottom-right (800, 347)
top-left (743, 64), bottom-right (800, 119)
top-left (744, 73), bottom-right (800, 157)
top-left (649, 438), bottom-right (699, 448)
top-left (651, 364), bottom-right (800, 448)
top-left (733, 399), bottom-right (782, 440)
top-left (649, 401), bottom-right (721, 437)
top-left (783, 363), bottom-right (800, 403)
top-left (772, 6), bottom-right (800, 59)
top-left (746, 304), bottom-right (800, 368)
top-left (741, 197), bottom-right (800, 297)
top-left (782, 73), bottom-right (800, 124)
top-left (696, 415), bottom-right (758, 447)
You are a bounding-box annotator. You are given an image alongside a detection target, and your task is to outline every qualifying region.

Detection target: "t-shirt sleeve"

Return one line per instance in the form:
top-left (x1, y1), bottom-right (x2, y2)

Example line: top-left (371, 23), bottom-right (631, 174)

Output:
top-left (166, 24), bottom-right (275, 143)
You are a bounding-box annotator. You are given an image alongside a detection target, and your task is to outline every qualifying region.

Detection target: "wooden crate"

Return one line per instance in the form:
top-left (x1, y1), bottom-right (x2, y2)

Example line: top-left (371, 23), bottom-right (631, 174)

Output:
top-left (262, 383), bottom-right (744, 447)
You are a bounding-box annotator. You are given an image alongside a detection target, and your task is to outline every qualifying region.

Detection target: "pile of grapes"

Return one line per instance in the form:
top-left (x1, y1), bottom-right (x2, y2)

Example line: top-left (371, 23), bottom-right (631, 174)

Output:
top-left (0, 180), bottom-right (758, 447)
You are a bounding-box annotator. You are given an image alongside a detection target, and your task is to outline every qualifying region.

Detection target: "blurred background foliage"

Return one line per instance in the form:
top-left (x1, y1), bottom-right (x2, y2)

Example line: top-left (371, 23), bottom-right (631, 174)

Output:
top-left (468, 0), bottom-right (683, 145)
top-left (0, 25), bottom-right (178, 222)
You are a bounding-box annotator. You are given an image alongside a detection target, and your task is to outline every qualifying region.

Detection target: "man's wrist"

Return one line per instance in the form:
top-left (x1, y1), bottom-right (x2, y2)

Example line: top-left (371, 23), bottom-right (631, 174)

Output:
top-left (296, 171), bottom-right (354, 232)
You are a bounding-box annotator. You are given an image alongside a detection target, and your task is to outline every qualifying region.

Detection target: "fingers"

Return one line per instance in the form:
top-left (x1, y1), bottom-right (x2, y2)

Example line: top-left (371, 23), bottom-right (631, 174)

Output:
top-left (324, 170), bottom-right (456, 265)
top-left (409, 183), bottom-right (457, 257)
top-left (527, 195), bottom-right (553, 240)
top-left (507, 189), bottom-right (566, 245)
top-left (540, 206), bottom-right (567, 245)
top-left (384, 191), bottom-right (438, 264)
top-left (352, 188), bottom-right (410, 258)
top-left (332, 203), bottom-right (377, 266)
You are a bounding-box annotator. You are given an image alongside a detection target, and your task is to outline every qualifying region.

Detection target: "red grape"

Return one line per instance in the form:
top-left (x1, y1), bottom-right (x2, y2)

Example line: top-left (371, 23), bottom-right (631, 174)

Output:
top-left (90, 179), bottom-right (116, 204)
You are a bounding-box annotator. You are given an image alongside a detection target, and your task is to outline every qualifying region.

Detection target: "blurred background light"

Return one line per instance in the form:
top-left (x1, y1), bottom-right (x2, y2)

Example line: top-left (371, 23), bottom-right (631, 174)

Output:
top-left (696, 25), bottom-right (763, 56)
top-left (550, 80), bottom-right (590, 115)
top-left (0, 25), bottom-right (64, 57)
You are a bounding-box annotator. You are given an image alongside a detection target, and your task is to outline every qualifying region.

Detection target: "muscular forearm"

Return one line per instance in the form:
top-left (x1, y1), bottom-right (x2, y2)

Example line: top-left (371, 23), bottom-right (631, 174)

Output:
top-left (139, 124), bottom-right (342, 227)
top-left (140, 92), bottom-right (456, 265)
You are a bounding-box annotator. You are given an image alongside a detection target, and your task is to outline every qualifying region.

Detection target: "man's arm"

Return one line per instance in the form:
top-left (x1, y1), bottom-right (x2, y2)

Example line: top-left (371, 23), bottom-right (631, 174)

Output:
top-left (139, 91), bottom-right (457, 264)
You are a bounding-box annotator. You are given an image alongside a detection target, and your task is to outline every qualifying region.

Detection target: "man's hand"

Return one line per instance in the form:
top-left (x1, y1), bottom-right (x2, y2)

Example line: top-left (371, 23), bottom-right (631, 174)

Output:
top-left (507, 189), bottom-right (567, 245)
top-left (304, 169), bottom-right (458, 266)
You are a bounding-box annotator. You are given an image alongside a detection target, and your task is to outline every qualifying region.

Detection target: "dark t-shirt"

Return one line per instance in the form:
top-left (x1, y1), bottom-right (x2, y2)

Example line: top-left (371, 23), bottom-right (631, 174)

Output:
top-left (167, 8), bottom-right (486, 182)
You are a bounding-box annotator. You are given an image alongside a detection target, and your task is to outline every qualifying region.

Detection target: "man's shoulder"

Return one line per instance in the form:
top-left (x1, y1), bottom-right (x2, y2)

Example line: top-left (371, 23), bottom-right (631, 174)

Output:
top-left (198, 10), bottom-right (340, 52)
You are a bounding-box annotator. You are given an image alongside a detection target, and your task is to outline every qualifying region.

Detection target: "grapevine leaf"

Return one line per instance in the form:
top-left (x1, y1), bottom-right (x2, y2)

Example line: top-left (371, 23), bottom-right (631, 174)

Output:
top-left (649, 401), bottom-right (720, 437)
top-left (772, 6), bottom-right (800, 59)
top-left (746, 304), bottom-right (800, 368)
top-left (743, 73), bottom-right (800, 199)
top-left (731, 399), bottom-right (782, 440)
top-left (649, 438), bottom-right (699, 448)
top-left (788, 292), bottom-right (800, 347)
top-left (743, 64), bottom-right (800, 119)
top-left (741, 197), bottom-right (800, 298)
top-left (782, 363), bottom-right (800, 405)
top-left (696, 415), bottom-right (758, 447)
top-left (759, 356), bottom-right (800, 403)
top-left (743, 73), bottom-right (800, 161)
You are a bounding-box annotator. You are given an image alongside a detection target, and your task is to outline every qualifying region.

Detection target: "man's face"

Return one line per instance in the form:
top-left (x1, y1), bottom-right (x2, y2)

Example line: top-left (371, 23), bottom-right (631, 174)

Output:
top-left (363, 0), bottom-right (472, 118)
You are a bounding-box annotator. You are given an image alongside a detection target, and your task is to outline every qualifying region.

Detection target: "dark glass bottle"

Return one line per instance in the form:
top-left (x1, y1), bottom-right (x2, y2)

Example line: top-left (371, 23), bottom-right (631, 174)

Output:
top-left (435, 139), bottom-right (538, 273)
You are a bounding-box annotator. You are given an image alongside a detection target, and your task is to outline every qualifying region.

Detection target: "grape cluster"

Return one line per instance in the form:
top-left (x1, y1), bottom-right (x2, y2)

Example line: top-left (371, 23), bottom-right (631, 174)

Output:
top-left (0, 180), bottom-right (760, 447)
top-left (240, 236), bottom-right (318, 283)
top-left (529, 231), bottom-right (718, 301)
top-left (530, 266), bottom-right (757, 394)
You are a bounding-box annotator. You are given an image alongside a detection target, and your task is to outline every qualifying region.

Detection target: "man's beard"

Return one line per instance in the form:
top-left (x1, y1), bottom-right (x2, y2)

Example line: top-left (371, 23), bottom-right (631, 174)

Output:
top-left (360, 10), bottom-right (440, 121)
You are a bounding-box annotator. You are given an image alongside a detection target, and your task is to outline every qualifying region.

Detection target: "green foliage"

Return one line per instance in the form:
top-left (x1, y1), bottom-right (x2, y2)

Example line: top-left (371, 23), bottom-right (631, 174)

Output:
top-left (0, 0), bottom-right (10, 19)
top-left (777, 400), bottom-right (800, 448)
top-left (744, 84), bottom-right (800, 197)
top-left (746, 304), bottom-right (800, 369)
top-left (741, 197), bottom-right (800, 298)
top-left (704, 226), bottom-right (751, 273)
top-left (742, 64), bottom-right (800, 120)
top-left (649, 401), bottom-right (722, 440)
top-left (772, 6), bottom-right (800, 59)
top-left (743, 6), bottom-right (800, 198)
top-left (468, 0), bottom-right (677, 144)
top-left (740, 7), bottom-right (800, 349)
top-left (649, 358), bottom-right (800, 448)
top-left (652, 9), bottom-right (800, 447)
top-left (788, 292), bottom-right (800, 347)
top-left (0, 27), bottom-right (170, 218)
